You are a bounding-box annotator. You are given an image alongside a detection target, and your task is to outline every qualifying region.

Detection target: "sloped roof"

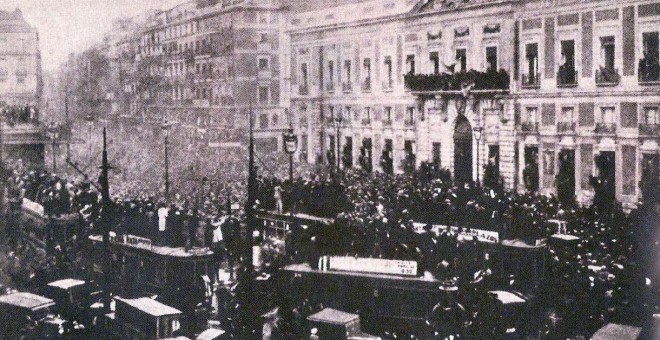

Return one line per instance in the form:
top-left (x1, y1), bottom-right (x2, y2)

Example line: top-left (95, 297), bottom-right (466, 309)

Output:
top-left (0, 292), bottom-right (55, 310)
top-left (116, 297), bottom-right (182, 317)
top-left (0, 9), bottom-right (36, 33)
top-left (289, 0), bottom-right (420, 30)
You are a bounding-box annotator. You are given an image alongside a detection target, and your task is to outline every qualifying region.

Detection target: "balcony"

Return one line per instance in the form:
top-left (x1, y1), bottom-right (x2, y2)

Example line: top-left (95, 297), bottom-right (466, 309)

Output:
top-left (383, 119), bottom-right (392, 127)
top-left (594, 123), bottom-right (616, 134)
top-left (595, 67), bottom-right (620, 86)
top-left (298, 84), bottom-right (309, 95)
top-left (361, 118), bottom-right (371, 126)
top-left (557, 68), bottom-right (578, 87)
top-left (361, 78), bottom-right (371, 92)
top-left (521, 73), bottom-right (540, 89)
top-left (342, 82), bottom-right (353, 93)
top-left (326, 82), bottom-right (335, 93)
top-left (404, 69), bottom-right (510, 92)
top-left (382, 80), bottom-right (393, 91)
top-left (519, 122), bottom-right (539, 133)
top-left (557, 122), bottom-right (575, 133)
top-left (638, 59), bottom-right (660, 85)
top-left (639, 123), bottom-right (660, 136)
top-left (404, 119), bottom-right (415, 127)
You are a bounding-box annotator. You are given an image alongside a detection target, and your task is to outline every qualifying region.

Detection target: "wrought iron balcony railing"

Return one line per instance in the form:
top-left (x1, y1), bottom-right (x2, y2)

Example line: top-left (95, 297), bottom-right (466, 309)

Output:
top-left (594, 123), bottom-right (616, 134)
top-left (342, 82), bottom-right (353, 93)
top-left (557, 68), bottom-right (578, 87)
top-left (404, 69), bottom-right (510, 92)
top-left (519, 122), bottom-right (539, 133)
top-left (595, 67), bottom-right (620, 86)
top-left (557, 122), bottom-right (576, 133)
top-left (639, 123), bottom-right (660, 136)
top-left (638, 59), bottom-right (660, 84)
top-left (521, 73), bottom-right (540, 89)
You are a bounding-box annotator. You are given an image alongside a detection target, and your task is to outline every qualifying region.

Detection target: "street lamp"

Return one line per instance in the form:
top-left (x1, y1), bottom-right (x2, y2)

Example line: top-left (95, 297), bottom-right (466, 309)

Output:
top-left (333, 114), bottom-right (343, 172)
top-left (473, 126), bottom-right (483, 186)
top-left (162, 121), bottom-right (173, 199)
top-left (85, 114), bottom-right (94, 164)
top-left (47, 122), bottom-right (60, 172)
top-left (282, 125), bottom-right (298, 211)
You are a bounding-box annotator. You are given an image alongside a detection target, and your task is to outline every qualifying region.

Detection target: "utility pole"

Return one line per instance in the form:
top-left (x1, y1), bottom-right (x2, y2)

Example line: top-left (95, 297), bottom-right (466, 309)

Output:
top-left (99, 127), bottom-right (112, 312)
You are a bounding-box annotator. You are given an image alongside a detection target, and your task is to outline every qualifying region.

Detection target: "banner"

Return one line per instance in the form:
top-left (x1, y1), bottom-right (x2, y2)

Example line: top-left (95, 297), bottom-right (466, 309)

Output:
top-left (328, 256), bottom-right (418, 277)
top-left (412, 222), bottom-right (499, 243)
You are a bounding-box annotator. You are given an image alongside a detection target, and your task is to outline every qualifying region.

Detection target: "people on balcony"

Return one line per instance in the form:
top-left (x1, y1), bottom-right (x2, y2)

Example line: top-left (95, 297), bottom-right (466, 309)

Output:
top-left (638, 47), bottom-right (660, 82)
top-left (557, 52), bottom-right (577, 85)
top-left (1, 105), bottom-right (39, 126)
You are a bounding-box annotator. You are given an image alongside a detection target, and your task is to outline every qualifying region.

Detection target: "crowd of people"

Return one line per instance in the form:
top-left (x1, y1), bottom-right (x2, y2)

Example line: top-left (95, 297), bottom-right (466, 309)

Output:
top-left (1, 105), bottom-right (39, 126)
top-left (4, 151), bottom-right (659, 339)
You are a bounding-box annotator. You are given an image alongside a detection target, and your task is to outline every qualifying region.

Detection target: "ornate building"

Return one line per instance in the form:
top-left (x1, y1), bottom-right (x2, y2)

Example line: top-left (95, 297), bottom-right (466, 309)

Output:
top-left (287, 0), bottom-right (660, 206)
top-left (0, 8), bottom-right (45, 165)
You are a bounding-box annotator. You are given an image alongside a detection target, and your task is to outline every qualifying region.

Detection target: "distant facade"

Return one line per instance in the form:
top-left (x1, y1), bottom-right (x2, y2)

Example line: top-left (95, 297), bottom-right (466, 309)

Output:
top-left (287, 0), bottom-right (660, 206)
top-left (0, 8), bottom-right (45, 165)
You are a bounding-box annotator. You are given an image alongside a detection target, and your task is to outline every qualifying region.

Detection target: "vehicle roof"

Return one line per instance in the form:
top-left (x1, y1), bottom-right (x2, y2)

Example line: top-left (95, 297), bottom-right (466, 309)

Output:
top-left (47, 278), bottom-right (86, 290)
top-left (489, 291), bottom-right (526, 304)
top-left (196, 328), bottom-right (226, 340)
top-left (308, 308), bottom-right (359, 325)
top-left (116, 297), bottom-right (182, 317)
top-left (591, 323), bottom-right (642, 340)
top-left (0, 292), bottom-right (55, 310)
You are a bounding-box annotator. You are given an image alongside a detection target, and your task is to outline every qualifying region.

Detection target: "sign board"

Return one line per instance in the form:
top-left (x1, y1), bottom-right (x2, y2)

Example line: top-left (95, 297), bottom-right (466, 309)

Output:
top-left (111, 234), bottom-right (152, 250)
top-left (412, 222), bottom-right (499, 243)
top-left (328, 256), bottom-right (418, 277)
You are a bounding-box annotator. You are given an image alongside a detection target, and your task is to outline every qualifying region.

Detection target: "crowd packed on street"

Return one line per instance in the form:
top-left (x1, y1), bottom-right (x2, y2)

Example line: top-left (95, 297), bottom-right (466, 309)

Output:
top-left (4, 155), bottom-right (659, 339)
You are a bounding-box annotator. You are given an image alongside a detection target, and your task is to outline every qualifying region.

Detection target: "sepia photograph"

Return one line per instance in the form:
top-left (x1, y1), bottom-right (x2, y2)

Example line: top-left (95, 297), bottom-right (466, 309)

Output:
top-left (0, 0), bottom-right (658, 339)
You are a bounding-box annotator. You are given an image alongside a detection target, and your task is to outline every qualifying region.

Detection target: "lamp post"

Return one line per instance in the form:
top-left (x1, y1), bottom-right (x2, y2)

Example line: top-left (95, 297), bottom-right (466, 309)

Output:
top-left (283, 124), bottom-right (298, 218)
top-left (333, 115), bottom-right (343, 172)
top-left (85, 114), bottom-right (94, 164)
top-left (162, 121), bottom-right (173, 200)
top-left (473, 126), bottom-right (483, 186)
top-left (47, 122), bottom-right (60, 173)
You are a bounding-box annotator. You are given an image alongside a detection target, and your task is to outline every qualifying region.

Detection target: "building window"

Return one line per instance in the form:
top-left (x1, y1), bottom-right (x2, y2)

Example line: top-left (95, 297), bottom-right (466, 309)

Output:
top-left (327, 61), bottom-right (334, 91)
top-left (299, 62), bottom-right (308, 94)
top-left (598, 107), bottom-right (615, 124)
top-left (384, 106), bottom-right (392, 123)
top-left (259, 33), bottom-right (268, 43)
top-left (328, 106), bottom-right (335, 121)
top-left (258, 57), bottom-right (269, 71)
top-left (455, 48), bottom-right (467, 72)
top-left (639, 32), bottom-right (660, 82)
top-left (345, 106), bottom-right (352, 121)
top-left (405, 107), bottom-right (415, 125)
top-left (406, 54), bottom-right (416, 74)
top-left (362, 58), bottom-right (371, 91)
top-left (543, 151), bottom-right (555, 175)
top-left (600, 36), bottom-right (615, 71)
top-left (430, 52), bottom-right (440, 74)
top-left (343, 60), bottom-right (352, 92)
top-left (432, 142), bottom-right (441, 167)
top-left (258, 86), bottom-right (269, 104)
top-left (383, 56), bottom-right (393, 89)
top-left (486, 46), bottom-right (498, 72)
top-left (363, 107), bottom-right (371, 124)
top-left (643, 106), bottom-right (659, 124)
top-left (558, 40), bottom-right (577, 85)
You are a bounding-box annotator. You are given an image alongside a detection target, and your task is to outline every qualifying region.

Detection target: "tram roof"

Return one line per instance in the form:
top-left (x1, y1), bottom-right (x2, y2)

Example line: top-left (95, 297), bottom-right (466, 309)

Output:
top-left (89, 234), bottom-right (213, 258)
top-left (48, 278), bottom-right (86, 290)
top-left (308, 308), bottom-right (359, 325)
top-left (116, 297), bottom-right (182, 317)
top-left (0, 292), bottom-right (55, 310)
top-left (591, 323), bottom-right (642, 340)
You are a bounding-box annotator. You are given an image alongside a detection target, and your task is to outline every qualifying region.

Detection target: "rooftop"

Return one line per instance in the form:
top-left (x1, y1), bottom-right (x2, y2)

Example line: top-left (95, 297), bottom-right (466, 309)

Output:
top-left (47, 278), bottom-right (86, 290)
top-left (116, 297), bottom-right (182, 317)
top-left (0, 8), bottom-right (37, 34)
top-left (0, 292), bottom-right (55, 310)
top-left (308, 308), bottom-right (359, 325)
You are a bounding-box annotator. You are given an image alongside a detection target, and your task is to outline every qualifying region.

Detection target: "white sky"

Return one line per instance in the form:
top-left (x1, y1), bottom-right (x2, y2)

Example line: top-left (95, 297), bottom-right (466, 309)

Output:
top-left (0, 0), bottom-right (186, 72)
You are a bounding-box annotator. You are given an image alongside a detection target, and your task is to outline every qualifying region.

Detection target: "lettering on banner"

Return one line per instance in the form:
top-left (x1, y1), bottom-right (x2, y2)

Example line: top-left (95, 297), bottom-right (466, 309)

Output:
top-left (328, 256), bottom-right (418, 277)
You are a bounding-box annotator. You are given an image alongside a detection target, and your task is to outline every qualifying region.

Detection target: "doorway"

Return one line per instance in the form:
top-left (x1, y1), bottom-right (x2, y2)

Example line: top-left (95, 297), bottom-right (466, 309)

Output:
top-left (454, 115), bottom-right (473, 184)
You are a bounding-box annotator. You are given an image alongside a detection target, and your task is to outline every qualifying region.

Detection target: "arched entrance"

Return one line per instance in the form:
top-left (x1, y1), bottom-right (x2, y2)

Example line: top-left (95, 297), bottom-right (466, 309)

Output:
top-left (454, 115), bottom-right (473, 184)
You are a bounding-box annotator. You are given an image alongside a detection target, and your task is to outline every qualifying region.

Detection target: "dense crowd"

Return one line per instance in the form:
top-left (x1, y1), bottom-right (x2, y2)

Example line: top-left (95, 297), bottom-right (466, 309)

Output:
top-left (1, 105), bottom-right (39, 126)
top-left (5, 153), bottom-right (659, 338)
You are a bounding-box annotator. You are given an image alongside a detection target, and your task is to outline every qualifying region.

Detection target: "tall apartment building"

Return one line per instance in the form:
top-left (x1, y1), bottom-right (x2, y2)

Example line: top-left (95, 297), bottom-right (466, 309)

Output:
top-left (0, 8), bottom-right (45, 165)
top-left (115, 0), bottom-right (286, 152)
top-left (287, 0), bottom-right (660, 206)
